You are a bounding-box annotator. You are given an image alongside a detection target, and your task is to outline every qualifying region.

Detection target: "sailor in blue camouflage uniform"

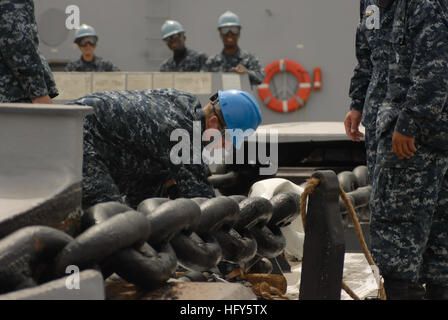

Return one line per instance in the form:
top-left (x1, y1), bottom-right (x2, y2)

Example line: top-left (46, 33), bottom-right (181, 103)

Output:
top-left (160, 20), bottom-right (208, 72)
top-left (65, 24), bottom-right (120, 72)
top-left (202, 11), bottom-right (265, 86)
top-left (0, 0), bottom-right (58, 103)
top-left (67, 88), bottom-right (262, 210)
top-left (345, 0), bottom-right (397, 185)
top-left (370, 0), bottom-right (448, 299)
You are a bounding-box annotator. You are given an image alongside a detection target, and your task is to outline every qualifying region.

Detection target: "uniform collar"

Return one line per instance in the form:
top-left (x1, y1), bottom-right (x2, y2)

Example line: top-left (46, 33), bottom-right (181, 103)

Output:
top-left (221, 47), bottom-right (241, 57)
top-left (81, 55), bottom-right (98, 64)
top-left (173, 47), bottom-right (188, 64)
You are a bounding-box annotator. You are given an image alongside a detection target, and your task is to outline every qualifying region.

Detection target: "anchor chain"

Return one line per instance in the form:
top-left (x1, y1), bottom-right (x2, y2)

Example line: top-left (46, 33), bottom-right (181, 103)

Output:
top-left (0, 193), bottom-right (299, 295)
top-left (0, 165), bottom-right (374, 299)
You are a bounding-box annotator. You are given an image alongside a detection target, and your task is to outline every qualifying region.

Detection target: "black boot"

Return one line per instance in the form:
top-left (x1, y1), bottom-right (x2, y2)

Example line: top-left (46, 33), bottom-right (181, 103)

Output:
top-left (408, 281), bottom-right (426, 300)
top-left (383, 277), bottom-right (425, 300)
top-left (424, 283), bottom-right (448, 300)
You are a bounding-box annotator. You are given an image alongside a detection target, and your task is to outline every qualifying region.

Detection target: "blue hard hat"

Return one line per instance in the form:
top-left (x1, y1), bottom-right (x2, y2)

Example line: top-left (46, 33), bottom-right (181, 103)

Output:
top-left (218, 89), bottom-right (262, 148)
top-left (161, 20), bottom-right (185, 39)
top-left (74, 24), bottom-right (98, 42)
top-left (218, 11), bottom-right (241, 28)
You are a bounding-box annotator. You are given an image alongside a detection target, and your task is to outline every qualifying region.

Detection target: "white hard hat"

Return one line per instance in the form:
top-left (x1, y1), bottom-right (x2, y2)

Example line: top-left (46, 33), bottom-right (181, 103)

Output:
top-left (74, 24), bottom-right (97, 42)
top-left (218, 11), bottom-right (241, 28)
top-left (161, 20), bottom-right (185, 39)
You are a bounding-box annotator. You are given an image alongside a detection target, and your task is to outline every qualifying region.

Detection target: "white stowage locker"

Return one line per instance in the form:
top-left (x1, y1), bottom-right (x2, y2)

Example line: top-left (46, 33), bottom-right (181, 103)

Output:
top-left (0, 103), bottom-right (92, 237)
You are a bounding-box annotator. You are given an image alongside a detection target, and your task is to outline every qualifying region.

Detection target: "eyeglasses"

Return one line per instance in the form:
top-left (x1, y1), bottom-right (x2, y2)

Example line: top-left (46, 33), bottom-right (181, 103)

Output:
top-left (206, 93), bottom-right (235, 151)
top-left (209, 93), bottom-right (227, 130)
top-left (163, 33), bottom-right (183, 43)
top-left (78, 36), bottom-right (97, 47)
top-left (219, 26), bottom-right (240, 35)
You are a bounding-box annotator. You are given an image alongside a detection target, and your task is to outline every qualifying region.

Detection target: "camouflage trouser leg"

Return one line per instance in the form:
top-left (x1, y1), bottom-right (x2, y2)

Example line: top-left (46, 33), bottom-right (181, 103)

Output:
top-left (421, 176), bottom-right (448, 286)
top-left (82, 139), bottom-right (123, 209)
top-left (370, 133), bottom-right (448, 285)
top-left (364, 126), bottom-right (378, 185)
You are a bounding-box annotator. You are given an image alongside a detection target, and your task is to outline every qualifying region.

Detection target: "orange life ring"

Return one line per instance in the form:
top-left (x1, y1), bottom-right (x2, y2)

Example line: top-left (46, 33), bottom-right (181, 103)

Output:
top-left (257, 59), bottom-right (312, 113)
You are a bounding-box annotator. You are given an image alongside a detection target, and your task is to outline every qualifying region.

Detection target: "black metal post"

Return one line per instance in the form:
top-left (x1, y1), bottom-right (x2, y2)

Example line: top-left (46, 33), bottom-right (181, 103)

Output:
top-left (299, 170), bottom-right (345, 300)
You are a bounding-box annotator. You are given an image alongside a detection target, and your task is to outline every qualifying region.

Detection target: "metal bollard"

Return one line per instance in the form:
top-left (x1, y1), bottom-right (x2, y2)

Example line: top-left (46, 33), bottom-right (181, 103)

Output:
top-left (299, 170), bottom-right (345, 300)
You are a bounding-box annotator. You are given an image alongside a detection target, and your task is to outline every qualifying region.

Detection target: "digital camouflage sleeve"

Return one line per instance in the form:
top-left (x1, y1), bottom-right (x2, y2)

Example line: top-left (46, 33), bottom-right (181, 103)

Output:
top-left (203, 49), bottom-right (265, 86)
top-left (348, 1), bottom-right (374, 115)
top-left (0, 0), bottom-right (58, 102)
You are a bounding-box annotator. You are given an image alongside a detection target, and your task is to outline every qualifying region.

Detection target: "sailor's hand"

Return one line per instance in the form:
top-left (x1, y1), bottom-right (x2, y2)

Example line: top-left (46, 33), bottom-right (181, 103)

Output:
top-left (344, 110), bottom-right (364, 142)
top-left (232, 64), bottom-right (248, 74)
top-left (392, 131), bottom-right (416, 159)
top-left (32, 95), bottom-right (53, 104)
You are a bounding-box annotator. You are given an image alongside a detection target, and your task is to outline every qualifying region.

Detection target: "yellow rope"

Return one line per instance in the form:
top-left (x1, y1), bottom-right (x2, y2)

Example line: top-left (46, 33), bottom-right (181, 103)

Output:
top-left (229, 269), bottom-right (291, 300)
top-left (300, 177), bottom-right (320, 230)
top-left (299, 177), bottom-right (386, 300)
top-left (339, 185), bottom-right (387, 300)
top-left (341, 281), bottom-right (360, 300)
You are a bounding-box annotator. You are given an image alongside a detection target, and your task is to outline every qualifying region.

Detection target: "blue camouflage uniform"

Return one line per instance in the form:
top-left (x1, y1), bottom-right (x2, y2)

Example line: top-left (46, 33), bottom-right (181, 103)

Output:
top-left (160, 48), bottom-right (208, 72)
top-left (348, 0), bottom-right (397, 183)
top-left (65, 56), bottom-right (120, 72)
top-left (202, 48), bottom-right (265, 86)
top-left (67, 89), bottom-right (215, 209)
top-left (370, 0), bottom-right (448, 287)
top-left (0, 0), bottom-right (58, 103)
